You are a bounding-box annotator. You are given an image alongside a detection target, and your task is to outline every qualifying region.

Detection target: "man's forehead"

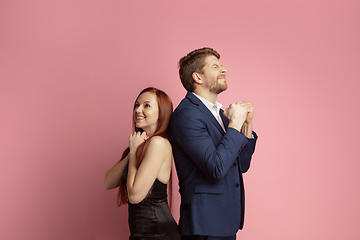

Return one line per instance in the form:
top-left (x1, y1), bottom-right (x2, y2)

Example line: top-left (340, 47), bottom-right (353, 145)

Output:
top-left (204, 55), bottom-right (221, 65)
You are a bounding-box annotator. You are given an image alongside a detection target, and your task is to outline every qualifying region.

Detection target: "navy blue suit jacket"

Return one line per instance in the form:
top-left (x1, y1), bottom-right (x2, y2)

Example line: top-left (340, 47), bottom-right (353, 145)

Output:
top-left (169, 92), bottom-right (257, 237)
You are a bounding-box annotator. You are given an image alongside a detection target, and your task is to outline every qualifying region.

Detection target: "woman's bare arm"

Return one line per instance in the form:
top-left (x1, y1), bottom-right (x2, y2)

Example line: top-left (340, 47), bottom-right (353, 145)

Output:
top-left (126, 136), bottom-right (171, 204)
top-left (103, 154), bottom-right (129, 190)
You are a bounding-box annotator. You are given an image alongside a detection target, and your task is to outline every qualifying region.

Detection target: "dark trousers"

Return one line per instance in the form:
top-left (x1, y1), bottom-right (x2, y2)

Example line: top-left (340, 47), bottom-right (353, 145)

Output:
top-left (182, 235), bottom-right (236, 240)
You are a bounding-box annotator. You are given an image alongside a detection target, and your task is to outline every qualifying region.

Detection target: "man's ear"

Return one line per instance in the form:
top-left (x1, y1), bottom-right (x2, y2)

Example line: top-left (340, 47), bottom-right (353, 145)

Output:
top-left (192, 72), bottom-right (202, 84)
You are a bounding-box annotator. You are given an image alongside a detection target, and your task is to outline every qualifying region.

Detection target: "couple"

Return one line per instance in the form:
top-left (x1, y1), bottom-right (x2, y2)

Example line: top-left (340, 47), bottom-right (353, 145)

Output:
top-left (104, 47), bottom-right (258, 240)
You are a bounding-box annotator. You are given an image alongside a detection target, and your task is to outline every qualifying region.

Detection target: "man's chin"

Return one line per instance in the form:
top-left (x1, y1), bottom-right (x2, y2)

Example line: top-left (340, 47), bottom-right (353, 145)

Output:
top-left (212, 88), bottom-right (227, 94)
top-left (211, 84), bottom-right (227, 94)
top-left (222, 83), bottom-right (228, 91)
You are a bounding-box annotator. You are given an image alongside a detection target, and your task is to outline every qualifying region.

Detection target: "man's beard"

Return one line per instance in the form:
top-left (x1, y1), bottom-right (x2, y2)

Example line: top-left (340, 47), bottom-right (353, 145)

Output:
top-left (209, 79), bottom-right (228, 94)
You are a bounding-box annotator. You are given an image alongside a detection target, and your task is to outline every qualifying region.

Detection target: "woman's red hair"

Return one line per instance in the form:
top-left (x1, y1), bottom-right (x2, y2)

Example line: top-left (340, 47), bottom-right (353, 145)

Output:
top-left (117, 87), bottom-right (173, 207)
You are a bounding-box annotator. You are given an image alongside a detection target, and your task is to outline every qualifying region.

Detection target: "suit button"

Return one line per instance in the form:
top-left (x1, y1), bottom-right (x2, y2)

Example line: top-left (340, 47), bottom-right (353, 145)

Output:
top-left (233, 162), bottom-right (237, 167)
top-left (236, 183), bottom-right (240, 188)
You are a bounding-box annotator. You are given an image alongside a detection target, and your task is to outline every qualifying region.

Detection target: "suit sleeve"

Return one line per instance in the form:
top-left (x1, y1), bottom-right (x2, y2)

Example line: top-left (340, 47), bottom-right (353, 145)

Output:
top-left (171, 108), bottom-right (250, 179)
top-left (239, 131), bottom-right (258, 173)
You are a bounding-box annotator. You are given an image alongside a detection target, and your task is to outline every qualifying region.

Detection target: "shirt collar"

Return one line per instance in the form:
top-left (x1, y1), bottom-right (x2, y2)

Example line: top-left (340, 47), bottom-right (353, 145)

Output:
top-left (192, 92), bottom-right (222, 110)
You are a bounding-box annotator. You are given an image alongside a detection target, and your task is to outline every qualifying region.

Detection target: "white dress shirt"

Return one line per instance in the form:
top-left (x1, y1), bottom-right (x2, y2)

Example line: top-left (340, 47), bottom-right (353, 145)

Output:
top-left (192, 92), bottom-right (226, 132)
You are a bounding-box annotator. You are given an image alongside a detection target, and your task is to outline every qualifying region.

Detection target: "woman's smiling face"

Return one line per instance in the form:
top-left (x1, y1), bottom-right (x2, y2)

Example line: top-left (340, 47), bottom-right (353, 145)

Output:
top-left (134, 91), bottom-right (159, 136)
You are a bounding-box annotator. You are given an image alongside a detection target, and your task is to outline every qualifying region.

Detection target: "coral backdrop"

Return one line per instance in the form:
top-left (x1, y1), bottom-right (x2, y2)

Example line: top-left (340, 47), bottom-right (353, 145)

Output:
top-left (1, 1), bottom-right (359, 239)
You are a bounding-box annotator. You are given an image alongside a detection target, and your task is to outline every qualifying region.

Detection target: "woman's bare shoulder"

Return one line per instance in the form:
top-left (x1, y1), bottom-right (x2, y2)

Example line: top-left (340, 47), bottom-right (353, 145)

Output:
top-left (146, 136), bottom-right (171, 152)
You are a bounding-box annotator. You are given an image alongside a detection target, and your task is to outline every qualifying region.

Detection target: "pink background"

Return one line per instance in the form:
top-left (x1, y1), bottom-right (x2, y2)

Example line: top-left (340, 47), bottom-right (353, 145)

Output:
top-left (1, 0), bottom-right (359, 239)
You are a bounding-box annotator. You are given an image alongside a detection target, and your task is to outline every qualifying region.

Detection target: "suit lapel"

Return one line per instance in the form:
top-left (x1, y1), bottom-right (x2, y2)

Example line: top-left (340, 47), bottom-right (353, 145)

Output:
top-left (220, 109), bottom-right (229, 129)
top-left (186, 92), bottom-right (226, 134)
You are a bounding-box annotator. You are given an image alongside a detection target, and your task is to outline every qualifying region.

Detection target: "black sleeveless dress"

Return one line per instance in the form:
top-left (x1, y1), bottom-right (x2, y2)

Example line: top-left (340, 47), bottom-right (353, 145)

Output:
top-left (124, 166), bottom-right (181, 240)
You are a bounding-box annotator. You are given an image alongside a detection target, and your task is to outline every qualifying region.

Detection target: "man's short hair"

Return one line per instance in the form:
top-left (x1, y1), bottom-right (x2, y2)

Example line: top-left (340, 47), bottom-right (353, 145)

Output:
top-left (178, 47), bottom-right (220, 92)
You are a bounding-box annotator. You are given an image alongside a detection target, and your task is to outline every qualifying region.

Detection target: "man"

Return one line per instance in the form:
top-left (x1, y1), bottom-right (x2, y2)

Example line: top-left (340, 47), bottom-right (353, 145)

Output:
top-left (169, 47), bottom-right (258, 240)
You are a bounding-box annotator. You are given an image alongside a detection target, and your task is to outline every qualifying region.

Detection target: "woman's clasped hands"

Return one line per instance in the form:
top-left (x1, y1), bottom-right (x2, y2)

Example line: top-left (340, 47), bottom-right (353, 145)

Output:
top-left (129, 132), bottom-right (149, 153)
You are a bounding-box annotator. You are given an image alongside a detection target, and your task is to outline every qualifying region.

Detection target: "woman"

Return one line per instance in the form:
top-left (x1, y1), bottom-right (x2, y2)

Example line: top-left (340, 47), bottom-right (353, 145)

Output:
top-left (104, 87), bottom-right (181, 240)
